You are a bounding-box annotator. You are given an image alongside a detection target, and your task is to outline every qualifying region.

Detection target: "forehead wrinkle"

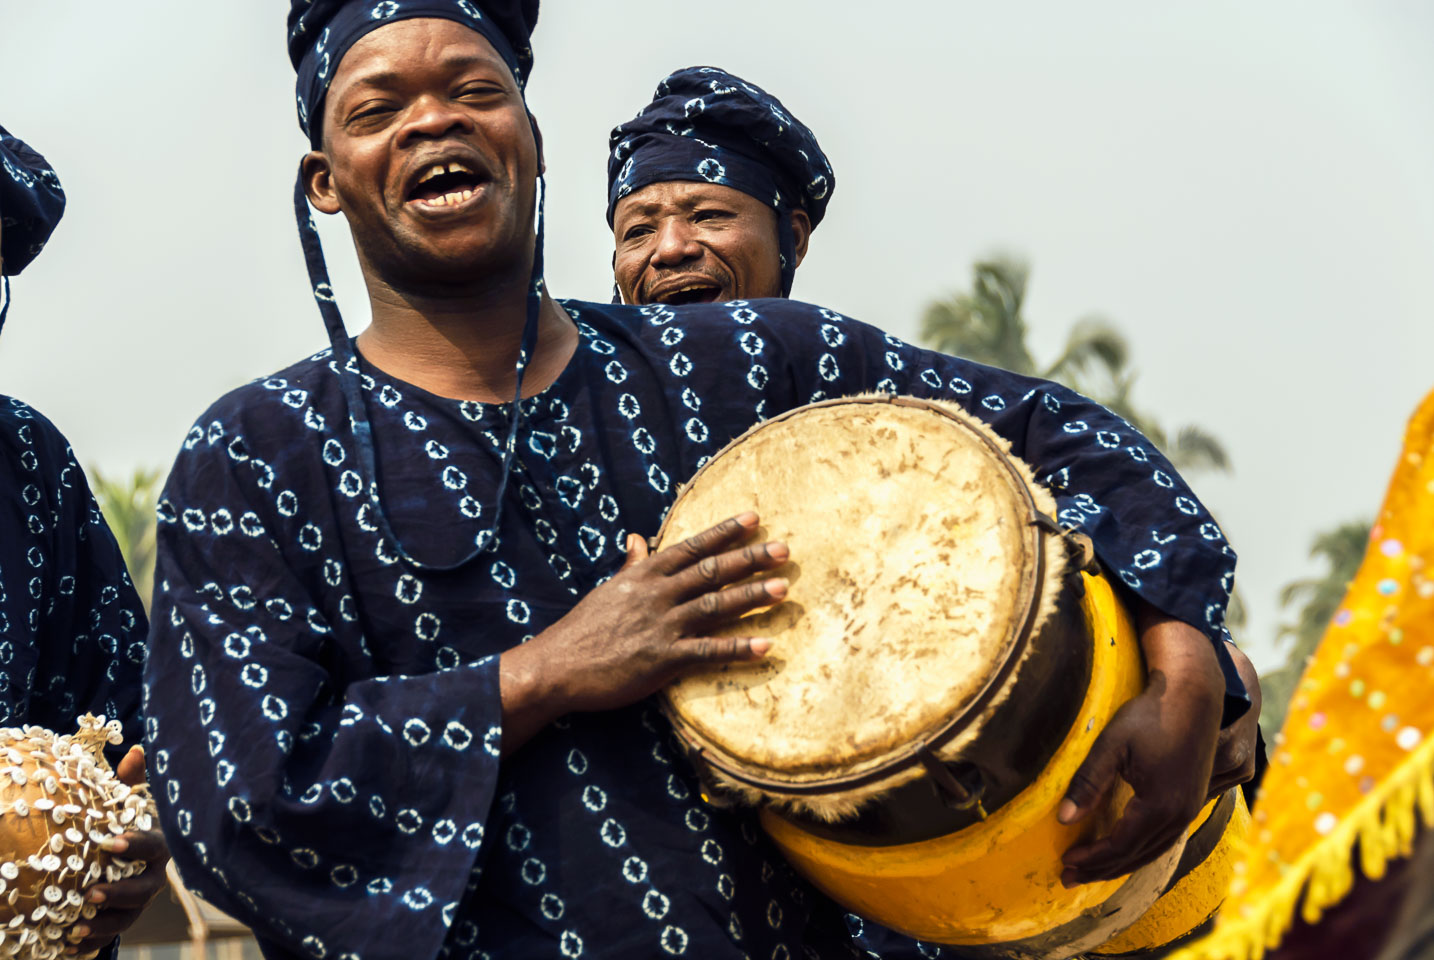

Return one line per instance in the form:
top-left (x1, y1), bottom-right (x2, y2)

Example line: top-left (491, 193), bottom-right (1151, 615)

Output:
top-left (340, 52), bottom-right (507, 94)
top-left (618, 185), bottom-right (743, 223)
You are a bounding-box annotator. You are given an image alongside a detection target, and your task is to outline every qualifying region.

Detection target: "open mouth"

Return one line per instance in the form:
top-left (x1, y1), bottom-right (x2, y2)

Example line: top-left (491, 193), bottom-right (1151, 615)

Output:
top-left (406, 160), bottom-right (487, 208)
top-left (652, 281), bottom-right (726, 306)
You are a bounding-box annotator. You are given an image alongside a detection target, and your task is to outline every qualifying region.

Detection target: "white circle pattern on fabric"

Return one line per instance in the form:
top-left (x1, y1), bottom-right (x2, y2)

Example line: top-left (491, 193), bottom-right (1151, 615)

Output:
top-left (142, 300), bottom-right (1239, 960)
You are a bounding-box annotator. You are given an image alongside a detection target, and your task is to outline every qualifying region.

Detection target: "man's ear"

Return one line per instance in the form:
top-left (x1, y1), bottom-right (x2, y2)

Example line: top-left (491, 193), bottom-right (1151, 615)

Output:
top-left (302, 151), bottom-right (342, 215)
top-left (529, 112), bottom-right (546, 176)
top-left (790, 208), bottom-right (812, 268)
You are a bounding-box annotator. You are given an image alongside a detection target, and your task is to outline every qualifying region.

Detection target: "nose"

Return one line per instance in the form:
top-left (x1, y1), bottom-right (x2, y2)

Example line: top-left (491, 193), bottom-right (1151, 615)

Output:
top-left (650, 219), bottom-right (702, 268)
top-left (397, 94), bottom-right (475, 147)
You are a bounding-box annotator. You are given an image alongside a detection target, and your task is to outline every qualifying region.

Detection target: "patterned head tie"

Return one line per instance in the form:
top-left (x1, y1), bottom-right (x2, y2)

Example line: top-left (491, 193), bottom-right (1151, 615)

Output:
top-left (288, 0), bottom-right (539, 147)
top-left (0, 715), bottom-right (155, 960)
top-left (607, 66), bottom-right (835, 296)
top-left (0, 126), bottom-right (66, 332)
top-left (286, 0), bottom-right (545, 572)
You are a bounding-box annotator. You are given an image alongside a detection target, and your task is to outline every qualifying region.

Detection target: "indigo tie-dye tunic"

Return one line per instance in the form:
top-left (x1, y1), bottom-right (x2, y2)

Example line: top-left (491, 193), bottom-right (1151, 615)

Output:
top-left (0, 398), bottom-right (145, 750)
top-left (145, 299), bottom-right (1244, 960)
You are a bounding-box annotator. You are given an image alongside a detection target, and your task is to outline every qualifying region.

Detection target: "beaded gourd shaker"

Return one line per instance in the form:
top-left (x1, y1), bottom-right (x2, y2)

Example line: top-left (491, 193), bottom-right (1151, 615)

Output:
top-left (0, 716), bottom-right (154, 960)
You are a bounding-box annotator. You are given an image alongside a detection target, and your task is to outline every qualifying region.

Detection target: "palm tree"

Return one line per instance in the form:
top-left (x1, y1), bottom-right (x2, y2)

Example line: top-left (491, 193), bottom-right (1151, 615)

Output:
top-left (91, 466), bottom-right (164, 613)
top-left (920, 257), bottom-right (1243, 626)
top-left (1259, 520), bottom-right (1373, 730)
top-left (920, 258), bottom-right (1230, 475)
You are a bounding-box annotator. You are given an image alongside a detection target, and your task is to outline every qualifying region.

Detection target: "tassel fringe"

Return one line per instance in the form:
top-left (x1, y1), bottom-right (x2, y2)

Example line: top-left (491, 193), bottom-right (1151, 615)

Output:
top-left (1170, 730), bottom-right (1434, 960)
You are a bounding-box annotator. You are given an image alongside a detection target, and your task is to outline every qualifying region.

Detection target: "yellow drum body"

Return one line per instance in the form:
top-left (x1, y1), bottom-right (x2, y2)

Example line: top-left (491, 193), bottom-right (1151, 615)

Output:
top-left (657, 396), bottom-right (1236, 958)
top-left (1092, 789), bottom-right (1252, 957)
top-left (760, 571), bottom-right (1173, 955)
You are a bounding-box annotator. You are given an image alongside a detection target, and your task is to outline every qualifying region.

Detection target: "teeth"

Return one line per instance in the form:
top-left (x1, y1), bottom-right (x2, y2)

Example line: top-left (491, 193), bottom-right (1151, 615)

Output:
top-left (416, 160), bottom-right (475, 186)
top-left (417, 189), bottom-right (477, 208)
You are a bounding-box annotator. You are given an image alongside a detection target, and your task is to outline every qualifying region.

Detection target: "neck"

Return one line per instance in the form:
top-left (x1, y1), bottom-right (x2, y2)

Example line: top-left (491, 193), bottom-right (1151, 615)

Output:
top-left (354, 267), bottom-right (577, 404)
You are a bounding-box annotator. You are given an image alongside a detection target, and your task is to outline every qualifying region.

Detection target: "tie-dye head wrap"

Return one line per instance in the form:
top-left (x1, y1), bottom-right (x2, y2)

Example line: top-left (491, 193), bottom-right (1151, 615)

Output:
top-left (0, 125), bottom-right (67, 331)
top-left (287, 0), bottom-right (543, 571)
top-left (607, 66), bottom-right (835, 296)
top-left (289, 0), bottom-right (537, 147)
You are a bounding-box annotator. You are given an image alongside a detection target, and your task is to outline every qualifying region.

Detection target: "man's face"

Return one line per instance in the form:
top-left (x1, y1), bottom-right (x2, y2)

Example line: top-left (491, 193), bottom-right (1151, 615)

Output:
top-left (612, 181), bottom-right (809, 306)
top-left (304, 18), bottom-right (541, 289)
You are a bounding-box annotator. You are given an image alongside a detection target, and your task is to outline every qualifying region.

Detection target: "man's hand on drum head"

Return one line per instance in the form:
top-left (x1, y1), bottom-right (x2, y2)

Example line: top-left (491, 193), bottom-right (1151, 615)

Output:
top-left (1056, 610), bottom-right (1226, 887)
top-left (498, 512), bottom-right (788, 756)
top-left (67, 746), bottom-right (170, 956)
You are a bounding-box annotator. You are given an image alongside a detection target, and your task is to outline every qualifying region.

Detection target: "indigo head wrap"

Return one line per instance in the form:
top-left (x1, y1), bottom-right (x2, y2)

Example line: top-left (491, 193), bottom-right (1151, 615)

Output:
top-left (607, 66), bottom-right (835, 296)
top-left (287, 0), bottom-right (543, 571)
top-left (289, 0), bottom-right (538, 148)
top-left (0, 125), bottom-right (66, 332)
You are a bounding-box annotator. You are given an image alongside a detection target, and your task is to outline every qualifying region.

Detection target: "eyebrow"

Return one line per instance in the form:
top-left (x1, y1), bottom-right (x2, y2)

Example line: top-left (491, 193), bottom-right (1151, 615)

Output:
top-left (620, 194), bottom-right (733, 220)
top-left (344, 54), bottom-right (507, 93)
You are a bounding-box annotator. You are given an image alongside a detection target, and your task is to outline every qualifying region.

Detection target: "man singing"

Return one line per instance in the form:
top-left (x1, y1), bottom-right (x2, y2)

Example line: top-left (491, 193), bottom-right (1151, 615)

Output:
top-left (145, 4), bottom-right (1248, 957)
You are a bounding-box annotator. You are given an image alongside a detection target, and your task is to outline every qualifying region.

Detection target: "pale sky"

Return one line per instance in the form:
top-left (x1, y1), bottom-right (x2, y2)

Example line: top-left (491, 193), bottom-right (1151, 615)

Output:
top-left (2, 1), bottom-right (1431, 669)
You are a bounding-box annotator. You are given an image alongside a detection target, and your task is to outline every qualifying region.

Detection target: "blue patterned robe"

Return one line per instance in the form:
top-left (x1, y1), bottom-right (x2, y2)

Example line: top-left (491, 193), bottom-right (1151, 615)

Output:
top-left (144, 298), bottom-right (1244, 960)
top-left (0, 397), bottom-right (145, 752)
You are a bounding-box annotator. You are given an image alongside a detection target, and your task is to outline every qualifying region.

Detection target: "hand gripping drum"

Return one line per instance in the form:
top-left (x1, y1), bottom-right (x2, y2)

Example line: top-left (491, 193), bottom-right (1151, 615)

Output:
top-left (655, 396), bottom-right (1247, 959)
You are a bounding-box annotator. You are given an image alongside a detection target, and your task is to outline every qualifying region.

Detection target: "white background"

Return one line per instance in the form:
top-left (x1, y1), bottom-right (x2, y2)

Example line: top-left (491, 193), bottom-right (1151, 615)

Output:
top-left (2, 1), bottom-right (1432, 668)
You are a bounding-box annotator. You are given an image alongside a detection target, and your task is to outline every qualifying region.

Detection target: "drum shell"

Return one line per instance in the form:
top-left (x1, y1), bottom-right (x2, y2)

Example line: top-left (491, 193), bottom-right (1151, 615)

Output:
top-left (758, 571), bottom-right (1183, 957)
top-left (1090, 788), bottom-right (1252, 958)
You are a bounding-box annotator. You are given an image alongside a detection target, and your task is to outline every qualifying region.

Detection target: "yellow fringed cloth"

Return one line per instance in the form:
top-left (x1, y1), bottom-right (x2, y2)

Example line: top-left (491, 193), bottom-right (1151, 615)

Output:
top-left (1172, 388), bottom-right (1434, 960)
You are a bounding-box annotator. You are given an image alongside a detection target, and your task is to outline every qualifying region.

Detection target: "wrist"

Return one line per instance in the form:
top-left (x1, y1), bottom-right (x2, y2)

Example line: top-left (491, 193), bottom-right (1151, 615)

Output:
top-left (498, 641), bottom-right (567, 754)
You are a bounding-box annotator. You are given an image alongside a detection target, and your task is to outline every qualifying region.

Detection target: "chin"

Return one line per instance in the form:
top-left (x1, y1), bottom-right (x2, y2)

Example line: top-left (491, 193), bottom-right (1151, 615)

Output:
top-left (412, 239), bottom-right (528, 287)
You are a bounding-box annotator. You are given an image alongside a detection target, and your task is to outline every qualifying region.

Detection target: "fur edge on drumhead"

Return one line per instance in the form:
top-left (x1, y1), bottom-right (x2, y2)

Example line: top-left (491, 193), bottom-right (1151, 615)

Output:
top-left (662, 394), bottom-right (1074, 824)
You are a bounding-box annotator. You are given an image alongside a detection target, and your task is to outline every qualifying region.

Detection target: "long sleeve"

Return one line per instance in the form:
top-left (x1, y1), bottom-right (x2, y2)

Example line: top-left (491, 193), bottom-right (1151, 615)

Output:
top-left (144, 414), bottom-right (504, 960)
top-left (749, 304), bottom-right (1248, 722)
top-left (0, 398), bottom-right (145, 756)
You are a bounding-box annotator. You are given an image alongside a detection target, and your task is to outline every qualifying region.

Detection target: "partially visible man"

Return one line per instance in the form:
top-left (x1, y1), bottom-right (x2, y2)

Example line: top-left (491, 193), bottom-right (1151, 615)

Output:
top-left (608, 66), bottom-right (831, 305)
top-left (606, 66), bottom-right (1265, 957)
top-left (1, 124), bottom-right (169, 957)
top-left (607, 61), bottom-right (1265, 793)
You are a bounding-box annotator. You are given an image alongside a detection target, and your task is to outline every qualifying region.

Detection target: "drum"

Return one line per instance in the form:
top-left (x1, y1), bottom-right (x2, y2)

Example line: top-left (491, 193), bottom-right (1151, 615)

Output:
top-left (655, 395), bottom-right (1243, 959)
top-left (1090, 787), bottom-right (1251, 957)
top-left (0, 715), bottom-right (155, 960)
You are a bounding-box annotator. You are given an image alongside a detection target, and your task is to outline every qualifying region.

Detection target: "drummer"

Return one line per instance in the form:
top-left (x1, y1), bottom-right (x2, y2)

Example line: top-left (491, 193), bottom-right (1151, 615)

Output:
top-left (1, 124), bottom-right (169, 956)
top-left (607, 60), bottom-right (1263, 828)
top-left (146, 4), bottom-right (1251, 957)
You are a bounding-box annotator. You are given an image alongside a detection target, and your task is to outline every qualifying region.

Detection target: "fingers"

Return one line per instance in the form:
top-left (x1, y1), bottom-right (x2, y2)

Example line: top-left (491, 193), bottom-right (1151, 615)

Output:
top-left (675, 576), bottom-right (788, 631)
top-left (1058, 730), bottom-right (1123, 827)
top-left (669, 540), bottom-right (790, 602)
top-left (620, 533), bottom-right (650, 571)
top-left (651, 513), bottom-right (759, 575)
top-left (1062, 797), bottom-right (1191, 885)
top-left (115, 745), bottom-right (146, 787)
top-left (68, 909), bottom-right (139, 954)
top-left (86, 870), bottom-right (167, 911)
top-left (671, 635), bottom-right (774, 669)
top-left (100, 830), bottom-right (169, 864)
top-left (1207, 760), bottom-right (1256, 799)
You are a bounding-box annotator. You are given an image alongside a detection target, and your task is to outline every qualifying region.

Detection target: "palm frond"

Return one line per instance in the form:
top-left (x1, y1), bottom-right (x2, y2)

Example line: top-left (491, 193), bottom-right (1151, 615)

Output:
top-left (1168, 425), bottom-right (1231, 474)
top-left (1043, 317), bottom-right (1129, 386)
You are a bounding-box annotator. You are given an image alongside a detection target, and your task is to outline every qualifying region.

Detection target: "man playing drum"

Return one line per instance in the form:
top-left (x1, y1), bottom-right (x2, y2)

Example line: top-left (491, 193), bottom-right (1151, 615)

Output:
top-left (145, 4), bottom-right (1250, 957)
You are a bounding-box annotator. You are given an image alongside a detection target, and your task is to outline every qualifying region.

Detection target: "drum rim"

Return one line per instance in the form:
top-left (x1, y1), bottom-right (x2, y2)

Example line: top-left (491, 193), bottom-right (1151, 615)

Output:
top-left (656, 393), bottom-right (1058, 798)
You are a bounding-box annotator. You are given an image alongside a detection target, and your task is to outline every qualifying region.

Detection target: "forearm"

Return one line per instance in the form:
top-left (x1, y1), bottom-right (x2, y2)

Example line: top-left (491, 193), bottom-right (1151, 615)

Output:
top-left (1133, 598), bottom-right (1225, 727)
